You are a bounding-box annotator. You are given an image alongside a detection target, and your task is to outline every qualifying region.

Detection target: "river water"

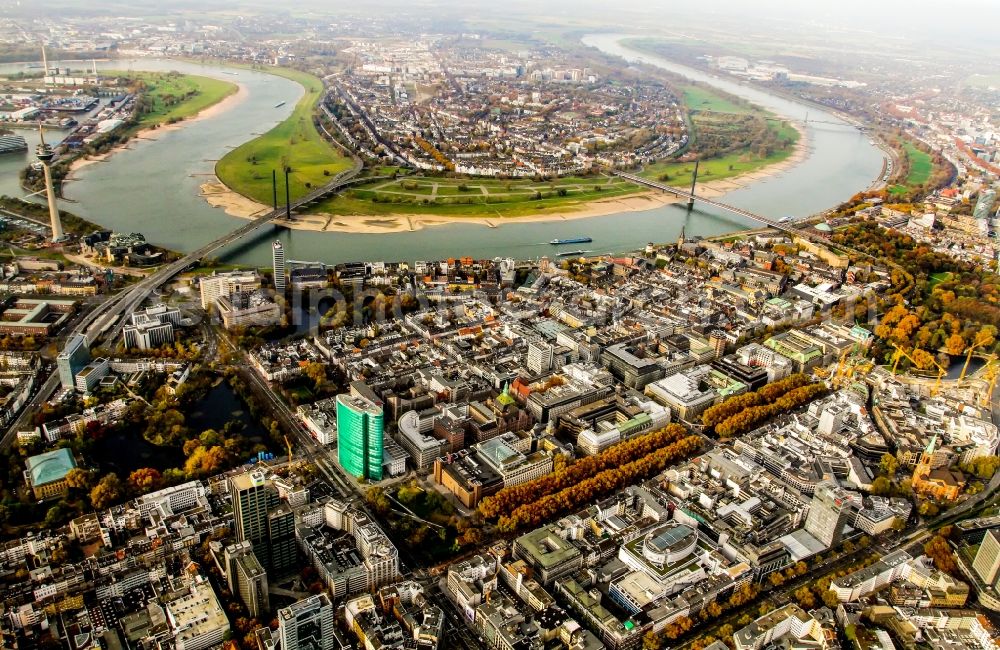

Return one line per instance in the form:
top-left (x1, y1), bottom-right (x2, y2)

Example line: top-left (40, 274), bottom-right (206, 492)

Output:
top-left (0, 39), bottom-right (884, 265)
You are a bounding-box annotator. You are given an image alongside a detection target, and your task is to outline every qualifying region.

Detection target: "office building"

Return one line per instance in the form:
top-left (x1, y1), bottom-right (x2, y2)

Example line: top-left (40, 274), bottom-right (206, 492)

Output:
top-left (230, 470), bottom-right (272, 550)
top-left (268, 505), bottom-right (298, 576)
top-left (272, 241), bottom-right (286, 293)
top-left (804, 481), bottom-right (855, 548)
top-left (763, 330), bottom-right (824, 372)
top-left (397, 408), bottom-right (451, 471)
top-left (645, 366), bottom-right (718, 421)
top-left (229, 470), bottom-right (294, 576)
top-left (133, 304), bottom-right (182, 326)
top-left (217, 291), bottom-right (282, 330)
top-left (527, 341), bottom-right (554, 375)
top-left (167, 576), bottom-right (230, 650)
top-left (199, 271), bottom-right (262, 309)
top-left (123, 317), bottom-right (174, 350)
top-left (297, 500), bottom-right (400, 598)
top-left (57, 334), bottom-right (90, 390)
top-left (710, 330), bottom-right (727, 359)
top-left (290, 266), bottom-right (327, 290)
top-left (0, 297), bottom-right (77, 336)
top-left (278, 593), bottom-right (335, 650)
top-left (337, 382), bottom-right (385, 480)
top-left (974, 530), bottom-right (1000, 586)
top-left (225, 541), bottom-right (270, 618)
top-left (733, 605), bottom-right (825, 650)
top-left (74, 357), bottom-right (110, 393)
top-left (601, 343), bottom-right (665, 390)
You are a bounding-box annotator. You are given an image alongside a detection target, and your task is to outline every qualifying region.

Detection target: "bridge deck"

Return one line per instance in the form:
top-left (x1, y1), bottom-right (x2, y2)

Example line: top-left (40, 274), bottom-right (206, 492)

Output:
top-left (614, 171), bottom-right (790, 230)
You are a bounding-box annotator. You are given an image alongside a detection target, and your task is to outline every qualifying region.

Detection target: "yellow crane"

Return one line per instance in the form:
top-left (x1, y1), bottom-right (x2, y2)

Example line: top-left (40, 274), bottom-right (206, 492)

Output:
top-left (890, 343), bottom-right (937, 378)
top-left (832, 350), bottom-right (849, 384)
top-left (979, 357), bottom-right (999, 408)
top-left (960, 330), bottom-right (996, 381)
top-left (891, 343), bottom-right (921, 375)
top-left (284, 435), bottom-right (293, 464)
top-left (928, 356), bottom-right (948, 397)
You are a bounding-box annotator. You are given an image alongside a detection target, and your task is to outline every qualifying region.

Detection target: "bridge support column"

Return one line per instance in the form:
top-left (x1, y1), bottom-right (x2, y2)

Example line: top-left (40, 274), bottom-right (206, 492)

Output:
top-left (688, 160), bottom-right (699, 207)
top-left (272, 169), bottom-right (278, 210)
top-left (285, 167), bottom-right (291, 220)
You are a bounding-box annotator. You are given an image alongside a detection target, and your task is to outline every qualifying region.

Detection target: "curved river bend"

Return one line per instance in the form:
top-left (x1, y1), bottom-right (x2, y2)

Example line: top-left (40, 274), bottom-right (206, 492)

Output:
top-left (4, 40), bottom-right (883, 265)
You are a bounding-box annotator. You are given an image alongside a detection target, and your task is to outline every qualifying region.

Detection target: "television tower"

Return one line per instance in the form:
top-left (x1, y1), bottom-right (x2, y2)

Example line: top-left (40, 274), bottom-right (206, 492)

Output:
top-left (35, 125), bottom-right (65, 243)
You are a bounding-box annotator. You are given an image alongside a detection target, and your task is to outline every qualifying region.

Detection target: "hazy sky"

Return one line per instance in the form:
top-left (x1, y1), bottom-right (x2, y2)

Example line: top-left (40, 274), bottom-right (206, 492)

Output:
top-left (29, 0), bottom-right (1000, 55)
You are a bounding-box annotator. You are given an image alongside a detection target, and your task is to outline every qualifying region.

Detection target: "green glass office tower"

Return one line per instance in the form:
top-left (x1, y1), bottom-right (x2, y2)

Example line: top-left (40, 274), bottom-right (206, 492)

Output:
top-left (336, 383), bottom-right (384, 480)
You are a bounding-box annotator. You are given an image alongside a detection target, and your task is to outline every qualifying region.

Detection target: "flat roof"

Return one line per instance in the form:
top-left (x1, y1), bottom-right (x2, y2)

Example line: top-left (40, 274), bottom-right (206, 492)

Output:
top-left (516, 526), bottom-right (581, 569)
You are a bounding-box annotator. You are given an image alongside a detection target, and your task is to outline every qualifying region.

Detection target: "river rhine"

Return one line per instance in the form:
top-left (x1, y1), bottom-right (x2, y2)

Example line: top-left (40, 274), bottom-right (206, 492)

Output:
top-left (2, 37), bottom-right (884, 266)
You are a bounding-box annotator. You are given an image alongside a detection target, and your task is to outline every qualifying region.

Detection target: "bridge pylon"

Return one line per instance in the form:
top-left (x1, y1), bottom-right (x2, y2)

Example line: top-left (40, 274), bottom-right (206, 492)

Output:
top-left (688, 160), bottom-right (699, 207)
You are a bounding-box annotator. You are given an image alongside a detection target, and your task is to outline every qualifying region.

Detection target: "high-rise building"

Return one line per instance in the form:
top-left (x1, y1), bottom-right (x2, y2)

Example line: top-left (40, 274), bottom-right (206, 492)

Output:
top-left (268, 504), bottom-right (297, 576)
top-left (199, 271), bottom-right (262, 309)
top-left (217, 290), bottom-right (282, 330)
top-left (336, 382), bottom-right (385, 480)
top-left (224, 541), bottom-right (270, 618)
top-left (57, 334), bottom-right (90, 390)
top-left (710, 330), bottom-right (728, 360)
top-left (974, 529), bottom-right (1000, 586)
top-left (527, 341), bottom-right (554, 375)
top-left (272, 241), bottom-right (286, 293)
top-left (974, 189), bottom-right (996, 222)
top-left (229, 470), bottom-right (293, 576)
top-left (35, 125), bottom-right (63, 243)
top-left (278, 594), bottom-right (334, 650)
top-left (132, 304), bottom-right (183, 326)
top-left (230, 470), bottom-right (272, 548)
top-left (804, 481), bottom-right (854, 548)
top-left (123, 316), bottom-right (174, 350)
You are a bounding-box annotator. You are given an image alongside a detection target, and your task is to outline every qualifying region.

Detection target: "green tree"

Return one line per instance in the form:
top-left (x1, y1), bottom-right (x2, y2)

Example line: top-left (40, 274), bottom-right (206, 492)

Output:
top-left (302, 362), bottom-right (327, 391)
top-left (90, 473), bottom-right (124, 510)
top-left (128, 468), bottom-right (163, 494)
top-left (65, 468), bottom-right (92, 490)
top-left (923, 535), bottom-right (957, 575)
top-left (879, 453), bottom-right (898, 477)
top-left (794, 585), bottom-right (815, 608)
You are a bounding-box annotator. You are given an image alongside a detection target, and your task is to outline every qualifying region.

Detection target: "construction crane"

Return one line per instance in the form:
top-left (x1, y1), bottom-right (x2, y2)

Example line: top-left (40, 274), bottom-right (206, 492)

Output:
top-left (850, 359), bottom-right (874, 380)
top-left (982, 362), bottom-right (1000, 408)
top-left (890, 343), bottom-right (917, 375)
top-left (890, 343), bottom-right (931, 375)
top-left (890, 343), bottom-right (948, 395)
top-left (928, 356), bottom-right (948, 397)
top-left (284, 435), bottom-right (293, 464)
top-left (832, 350), bottom-right (850, 384)
top-left (960, 330), bottom-right (997, 382)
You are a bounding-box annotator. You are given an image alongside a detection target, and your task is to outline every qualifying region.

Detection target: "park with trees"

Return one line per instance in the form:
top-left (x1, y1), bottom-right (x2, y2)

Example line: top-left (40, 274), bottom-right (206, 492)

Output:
top-left (831, 221), bottom-right (1000, 369)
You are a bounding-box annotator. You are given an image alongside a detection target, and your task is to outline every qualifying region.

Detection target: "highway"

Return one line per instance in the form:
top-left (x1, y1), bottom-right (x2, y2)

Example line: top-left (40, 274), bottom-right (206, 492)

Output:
top-left (0, 164), bottom-right (362, 448)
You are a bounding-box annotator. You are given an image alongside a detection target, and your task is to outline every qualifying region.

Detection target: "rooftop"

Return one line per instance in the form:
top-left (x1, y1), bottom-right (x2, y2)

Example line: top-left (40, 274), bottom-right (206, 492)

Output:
top-left (26, 448), bottom-right (77, 486)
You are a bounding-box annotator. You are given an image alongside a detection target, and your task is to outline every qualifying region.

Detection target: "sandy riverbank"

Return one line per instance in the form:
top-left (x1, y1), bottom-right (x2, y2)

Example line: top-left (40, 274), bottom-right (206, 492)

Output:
top-left (200, 124), bottom-right (810, 234)
top-left (65, 82), bottom-right (248, 177)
